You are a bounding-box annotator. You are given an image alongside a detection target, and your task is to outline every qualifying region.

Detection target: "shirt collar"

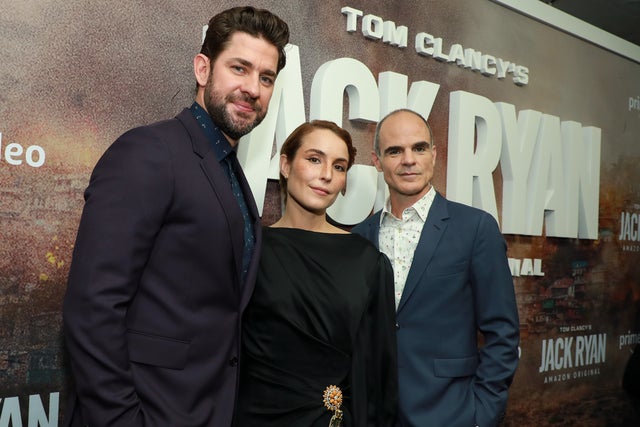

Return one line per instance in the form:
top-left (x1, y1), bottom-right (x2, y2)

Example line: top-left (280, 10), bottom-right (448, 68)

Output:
top-left (189, 101), bottom-right (235, 162)
top-left (379, 186), bottom-right (436, 225)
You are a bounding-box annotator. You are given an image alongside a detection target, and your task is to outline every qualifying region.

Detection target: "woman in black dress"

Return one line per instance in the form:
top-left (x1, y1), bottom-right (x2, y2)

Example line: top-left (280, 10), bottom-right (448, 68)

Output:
top-left (236, 120), bottom-right (397, 426)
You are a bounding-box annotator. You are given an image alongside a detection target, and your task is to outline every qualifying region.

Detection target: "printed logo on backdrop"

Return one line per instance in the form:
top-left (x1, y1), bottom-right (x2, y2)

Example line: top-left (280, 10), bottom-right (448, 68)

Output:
top-left (538, 327), bottom-right (606, 384)
top-left (619, 203), bottom-right (640, 252)
top-left (619, 330), bottom-right (640, 353)
top-left (341, 6), bottom-right (529, 86)
top-left (630, 95), bottom-right (640, 113)
top-left (0, 392), bottom-right (59, 426)
top-left (531, 260), bottom-right (607, 384)
top-left (0, 132), bottom-right (46, 168)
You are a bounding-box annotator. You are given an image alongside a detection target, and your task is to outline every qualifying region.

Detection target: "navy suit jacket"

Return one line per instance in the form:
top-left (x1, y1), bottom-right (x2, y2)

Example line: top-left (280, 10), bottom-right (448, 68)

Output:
top-left (352, 192), bottom-right (519, 427)
top-left (63, 109), bottom-right (261, 427)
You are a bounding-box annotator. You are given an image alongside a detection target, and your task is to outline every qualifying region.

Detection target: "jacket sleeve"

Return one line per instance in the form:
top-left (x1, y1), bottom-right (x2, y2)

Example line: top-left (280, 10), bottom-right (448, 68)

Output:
top-left (470, 212), bottom-right (520, 427)
top-left (351, 252), bottom-right (398, 427)
top-left (63, 126), bottom-right (174, 426)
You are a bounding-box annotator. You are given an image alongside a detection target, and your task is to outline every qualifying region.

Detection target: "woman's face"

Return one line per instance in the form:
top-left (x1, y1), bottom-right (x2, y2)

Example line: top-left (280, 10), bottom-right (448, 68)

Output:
top-left (281, 128), bottom-right (349, 215)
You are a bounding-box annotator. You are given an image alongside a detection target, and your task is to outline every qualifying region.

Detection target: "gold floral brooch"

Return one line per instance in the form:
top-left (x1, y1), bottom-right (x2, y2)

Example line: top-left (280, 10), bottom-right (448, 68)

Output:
top-left (323, 384), bottom-right (343, 427)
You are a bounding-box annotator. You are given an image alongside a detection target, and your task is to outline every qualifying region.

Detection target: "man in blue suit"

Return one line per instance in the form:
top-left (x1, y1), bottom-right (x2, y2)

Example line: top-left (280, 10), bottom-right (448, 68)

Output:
top-left (353, 109), bottom-right (519, 427)
top-left (62, 7), bottom-right (289, 427)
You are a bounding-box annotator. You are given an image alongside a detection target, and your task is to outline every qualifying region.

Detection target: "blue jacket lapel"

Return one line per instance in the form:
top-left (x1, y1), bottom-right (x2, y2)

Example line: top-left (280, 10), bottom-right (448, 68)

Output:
top-left (366, 211), bottom-right (382, 248)
top-left (397, 192), bottom-right (449, 314)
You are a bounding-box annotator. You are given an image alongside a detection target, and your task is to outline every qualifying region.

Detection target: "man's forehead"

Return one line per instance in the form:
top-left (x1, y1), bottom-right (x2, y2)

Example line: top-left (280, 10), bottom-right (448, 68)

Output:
top-left (384, 113), bottom-right (428, 132)
top-left (380, 126), bottom-right (431, 144)
top-left (220, 32), bottom-right (277, 61)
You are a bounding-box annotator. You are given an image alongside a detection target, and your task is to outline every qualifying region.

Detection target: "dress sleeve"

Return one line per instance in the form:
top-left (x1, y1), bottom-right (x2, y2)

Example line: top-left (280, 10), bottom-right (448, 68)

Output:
top-left (351, 252), bottom-right (398, 427)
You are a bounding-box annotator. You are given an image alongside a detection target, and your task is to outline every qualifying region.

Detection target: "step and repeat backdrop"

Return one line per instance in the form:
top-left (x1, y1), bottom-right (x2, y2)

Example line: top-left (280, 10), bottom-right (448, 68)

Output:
top-left (1, 0), bottom-right (639, 425)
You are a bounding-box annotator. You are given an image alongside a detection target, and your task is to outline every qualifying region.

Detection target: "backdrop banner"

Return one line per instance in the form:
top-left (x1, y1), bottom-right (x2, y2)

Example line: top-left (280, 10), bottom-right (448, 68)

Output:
top-left (1, 0), bottom-right (639, 425)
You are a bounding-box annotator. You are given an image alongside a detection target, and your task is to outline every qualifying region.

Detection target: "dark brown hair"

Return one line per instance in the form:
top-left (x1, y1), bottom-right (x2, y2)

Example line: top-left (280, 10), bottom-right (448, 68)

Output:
top-left (279, 120), bottom-right (357, 203)
top-left (201, 6), bottom-right (289, 73)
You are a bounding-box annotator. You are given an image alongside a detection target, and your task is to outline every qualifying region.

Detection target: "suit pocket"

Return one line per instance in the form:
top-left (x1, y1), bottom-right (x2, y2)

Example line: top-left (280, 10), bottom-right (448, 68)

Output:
top-left (127, 330), bottom-right (190, 370)
top-left (428, 260), bottom-right (468, 279)
top-left (433, 356), bottom-right (478, 378)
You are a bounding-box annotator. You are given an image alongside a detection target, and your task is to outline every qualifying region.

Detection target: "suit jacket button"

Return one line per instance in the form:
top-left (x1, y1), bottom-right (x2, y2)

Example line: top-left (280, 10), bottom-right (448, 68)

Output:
top-left (395, 322), bottom-right (400, 329)
top-left (229, 356), bottom-right (238, 367)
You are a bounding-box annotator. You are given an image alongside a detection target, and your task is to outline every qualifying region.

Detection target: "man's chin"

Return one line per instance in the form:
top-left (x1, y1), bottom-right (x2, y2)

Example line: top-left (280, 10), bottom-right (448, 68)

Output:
top-left (231, 111), bottom-right (265, 130)
top-left (398, 185), bottom-right (429, 197)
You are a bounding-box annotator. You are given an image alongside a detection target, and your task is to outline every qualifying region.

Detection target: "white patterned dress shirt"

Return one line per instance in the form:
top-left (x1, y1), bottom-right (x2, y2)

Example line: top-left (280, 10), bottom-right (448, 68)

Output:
top-left (379, 186), bottom-right (436, 309)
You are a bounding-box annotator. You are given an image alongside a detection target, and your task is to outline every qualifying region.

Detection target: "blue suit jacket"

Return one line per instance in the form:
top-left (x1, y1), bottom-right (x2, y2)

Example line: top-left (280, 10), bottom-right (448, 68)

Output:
top-left (63, 109), bottom-right (261, 427)
top-left (353, 192), bottom-right (519, 427)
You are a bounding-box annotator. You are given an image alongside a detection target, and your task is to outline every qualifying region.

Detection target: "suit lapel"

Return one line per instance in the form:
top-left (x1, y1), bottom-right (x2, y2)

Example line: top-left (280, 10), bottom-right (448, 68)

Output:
top-left (396, 193), bottom-right (449, 314)
top-left (366, 212), bottom-right (382, 249)
top-left (235, 164), bottom-right (262, 310)
top-left (177, 110), bottom-right (245, 290)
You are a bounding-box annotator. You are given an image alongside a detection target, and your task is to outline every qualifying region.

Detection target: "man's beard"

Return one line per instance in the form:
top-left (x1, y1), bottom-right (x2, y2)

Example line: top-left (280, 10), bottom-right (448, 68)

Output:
top-left (204, 86), bottom-right (266, 142)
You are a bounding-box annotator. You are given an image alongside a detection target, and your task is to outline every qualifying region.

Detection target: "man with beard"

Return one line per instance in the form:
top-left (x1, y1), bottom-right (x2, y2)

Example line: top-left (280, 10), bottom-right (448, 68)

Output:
top-left (62, 7), bottom-right (289, 427)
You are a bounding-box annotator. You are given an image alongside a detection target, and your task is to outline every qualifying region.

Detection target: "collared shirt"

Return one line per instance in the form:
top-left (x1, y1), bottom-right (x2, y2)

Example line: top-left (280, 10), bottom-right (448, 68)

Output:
top-left (189, 102), bottom-right (255, 282)
top-left (190, 102), bottom-right (235, 161)
top-left (379, 186), bottom-right (436, 308)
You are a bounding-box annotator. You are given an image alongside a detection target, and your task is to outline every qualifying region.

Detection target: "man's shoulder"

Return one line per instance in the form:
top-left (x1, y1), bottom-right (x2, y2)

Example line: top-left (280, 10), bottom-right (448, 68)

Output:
top-left (352, 210), bottom-right (381, 233)
top-left (145, 108), bottom-right (193, 133)
top-left (117, 109), bottom-right (193, 142)
top-left (440, 194), bottom-right (491, 219)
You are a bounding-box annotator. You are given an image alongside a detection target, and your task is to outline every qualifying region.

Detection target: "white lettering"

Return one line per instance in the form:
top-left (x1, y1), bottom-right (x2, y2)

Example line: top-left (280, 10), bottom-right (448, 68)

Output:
top-left (341, 6), bottom-right (363, 32)
top-left (0, 393), bottom-right (59, 427)
top-left (496, 58), bottom-right (511, 79)
top-left (464, 48), bottom-right (483, 71)
top-left (447, 44), bottom-right (465, 65)
top-left (619, 212), bottom-right (640, 241)
top-left (382, 21), bottom-right (408, 48)
top-left (0, 133), bottom-right (46, 168)
top-left (238, 44), bottom-right (306, 215)
top-left (362, 14), bottom-right (384, 40)
top-left (240, 46), bottom-right (599, 235)
top-left (514, 65), bottom-right (530, 85)
top-left (447, 91), bottom-right (502, 222)
top-left (481, 54), bottom-right (497, 76)
top-left (344, 6), bottom-right (528, 86)
top-left (415, 32), bottom-right (435, 56)
top-left (575, 334), bottom-right (606, 367)
top-left (539, 337), bottom-right (573, 372)
top-left (0, 397), bottom-right (21, 427)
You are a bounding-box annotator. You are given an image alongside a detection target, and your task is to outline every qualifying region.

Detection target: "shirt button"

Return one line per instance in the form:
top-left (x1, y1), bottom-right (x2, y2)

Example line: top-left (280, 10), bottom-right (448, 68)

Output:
top-left (229, 356), bottom-right (238, 367)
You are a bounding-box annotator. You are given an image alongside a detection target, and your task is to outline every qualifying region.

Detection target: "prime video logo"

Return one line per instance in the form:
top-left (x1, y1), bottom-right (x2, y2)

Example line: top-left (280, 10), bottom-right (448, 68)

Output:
top-left (630, 95), bottom-right (640, 111)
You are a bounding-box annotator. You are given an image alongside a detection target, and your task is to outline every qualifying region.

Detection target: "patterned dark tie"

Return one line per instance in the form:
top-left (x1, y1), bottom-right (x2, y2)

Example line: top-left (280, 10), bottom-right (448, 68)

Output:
top-left (188, 102), bottom-right (255, 282)
top-left (223, 153), bottom-right (255, 283)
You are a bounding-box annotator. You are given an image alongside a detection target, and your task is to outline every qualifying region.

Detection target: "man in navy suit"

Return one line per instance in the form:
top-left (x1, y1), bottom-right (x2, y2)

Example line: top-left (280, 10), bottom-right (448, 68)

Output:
top-left (353, 109), bottom-right (519, 427)
top-left (62, 7), bottom-right (289, 427)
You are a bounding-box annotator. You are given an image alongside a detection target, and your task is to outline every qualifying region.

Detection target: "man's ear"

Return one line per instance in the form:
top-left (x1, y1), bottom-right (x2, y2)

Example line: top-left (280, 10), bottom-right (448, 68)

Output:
top-left (372, 151), bottom-right (383, 172)
top-left (194, 54), bottom-right (210, 88)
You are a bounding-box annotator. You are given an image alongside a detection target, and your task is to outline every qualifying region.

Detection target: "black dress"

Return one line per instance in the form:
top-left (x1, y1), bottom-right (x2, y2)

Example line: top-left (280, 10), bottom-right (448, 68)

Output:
top-left (236, 227), bottom-right (397, 426)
